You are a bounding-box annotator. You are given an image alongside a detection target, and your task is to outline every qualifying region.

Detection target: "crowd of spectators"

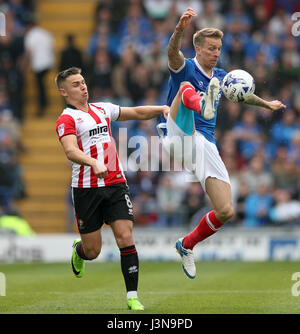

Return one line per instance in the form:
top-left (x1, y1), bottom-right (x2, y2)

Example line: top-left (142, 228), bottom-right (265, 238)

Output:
top-left (0, 0), bottom-right (36, 215)
top-left (1, 0), bottom-right (300, 229)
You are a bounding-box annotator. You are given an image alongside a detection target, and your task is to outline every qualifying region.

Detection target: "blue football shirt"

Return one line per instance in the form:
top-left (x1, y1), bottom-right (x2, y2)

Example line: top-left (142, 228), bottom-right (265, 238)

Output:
top-left (159, 57), bottom-right (227, 144)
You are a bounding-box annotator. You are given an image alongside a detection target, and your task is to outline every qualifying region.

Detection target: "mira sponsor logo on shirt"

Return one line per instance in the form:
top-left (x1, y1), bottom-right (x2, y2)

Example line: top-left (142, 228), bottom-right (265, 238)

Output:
top-left (89, 125), bottom-right (110, 143)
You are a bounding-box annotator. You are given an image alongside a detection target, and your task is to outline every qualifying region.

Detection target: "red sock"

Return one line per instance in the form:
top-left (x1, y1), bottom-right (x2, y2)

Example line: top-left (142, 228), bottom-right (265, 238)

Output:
top-left (181, 84), bottom-right (202, 114)
top-left (183, 211), bottom-right (223, 250)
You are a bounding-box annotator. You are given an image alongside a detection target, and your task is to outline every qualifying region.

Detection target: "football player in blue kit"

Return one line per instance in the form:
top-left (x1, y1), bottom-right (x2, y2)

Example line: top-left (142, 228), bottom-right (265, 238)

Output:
top-left (157, 8), bottom-right (286, 279)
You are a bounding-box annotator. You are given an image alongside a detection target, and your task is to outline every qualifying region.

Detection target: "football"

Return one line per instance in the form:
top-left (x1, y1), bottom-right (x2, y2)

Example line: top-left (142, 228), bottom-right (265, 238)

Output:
top-left (221, 69), bottom-right (255, 102)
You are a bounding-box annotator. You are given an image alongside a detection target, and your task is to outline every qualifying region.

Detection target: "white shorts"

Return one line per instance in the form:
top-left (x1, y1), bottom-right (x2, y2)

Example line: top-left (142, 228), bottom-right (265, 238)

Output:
top-left (160, 115), bottom-right (231, 191)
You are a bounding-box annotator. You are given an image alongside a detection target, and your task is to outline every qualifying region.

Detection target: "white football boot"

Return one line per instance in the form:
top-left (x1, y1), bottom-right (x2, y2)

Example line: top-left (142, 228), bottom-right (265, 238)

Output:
top-left (175, 238), bottom-right (196, 279)
top-left (201, 77), bottom-right (220, 120)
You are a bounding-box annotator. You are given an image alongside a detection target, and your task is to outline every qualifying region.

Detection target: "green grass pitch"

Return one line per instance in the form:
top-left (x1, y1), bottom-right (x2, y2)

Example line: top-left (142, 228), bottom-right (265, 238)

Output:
top-left (0, 261), bottom-right (300, 314)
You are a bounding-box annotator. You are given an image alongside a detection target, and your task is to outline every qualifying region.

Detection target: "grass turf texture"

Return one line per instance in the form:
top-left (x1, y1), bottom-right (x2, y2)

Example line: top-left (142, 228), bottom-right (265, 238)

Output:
top-left (0, 261), bottom-right (300, 314)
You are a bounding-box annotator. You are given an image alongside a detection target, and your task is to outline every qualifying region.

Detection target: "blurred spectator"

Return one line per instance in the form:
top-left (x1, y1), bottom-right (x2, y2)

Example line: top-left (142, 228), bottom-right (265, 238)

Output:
top-left (246, 33), bottom-right (280, 75)
top-left (182, 182), bottom-right (205, 224)
top-left (269, 109), bottom-right (299, 157)
top-left (89, 47), bottom-right (114, 101)
top-left (0, 89), bottom-right (22, 151)
top-left (293, 88), bottom-right (300, 115)
top-left (271, 146), bottom-right (299, 190)
top-left (0, 132), bottom-right (19, 214)
top-left (24, 16), bottom-right (55, 117)
top-left (118, 18), bottom-right (150, 57)
top-left (234, 180), bottom-right (250, 224)
top-left (270, 188), bottom-right (300, 225)
top-left (128, 170), bottom-right (160, 199)
top-left (150, 19), bottom-right (172, 51)
top-left (0, 11), bottom-right (25, 122)
top-left (6, 0), bottom-right (33, 34)
top-left (268, 7), bottom-right (292, 39)
top-left (180, 33), bottom-right (195, 59)
top-left (275, 0), bottom-right (300, 14)
top-left (175, 0), bottom-right (203, 18)
top-left (216, 100), bottom-right (241, 134)
top-left (86, 22), bottom-right (119, 60)
top-left (139, 87), bottom-right (162, 107)
top-left (288, 131), bottom-right (300, 167)
top-left (0, 53), bottom-right (24, 123)
top-left (195, 0), bottom-right (224, 31)
top-left (156, 174), bottom-right (184, 227)
top-left (241, 155), bottom-right (273, 193)
top-left (250, 2), bottom-right (270, 32)
top-left (232, 109), bottom-right (263, 161)
top-left (111, 45), bottom-right (137, 105)
top-left (222, 1), bottom-right (252, 53)
top-left (218, 130), bottom-right (246, 170)
top-left (118, 0), bottom-right (153, 53)
top-left (59, 34), bottom-right (85, 73)
top-left (133, 191), bottom-right (158, 225)
top-left (277, 36), bottom-right (300, 81)
top-left (0, 89), bottom-right (13, 118)
top-left (227, 35), bottom-right (245, 68)
top-left (94, 1), bottom-right (113, 29)
top-left (144, 0), bottom-right (172, 20)
top-left (244, 182), bottom-right (274, 227)
top-left (142, 39), bottom-right (169, 91)
top-left (127, 62), bottom-right (151, 104)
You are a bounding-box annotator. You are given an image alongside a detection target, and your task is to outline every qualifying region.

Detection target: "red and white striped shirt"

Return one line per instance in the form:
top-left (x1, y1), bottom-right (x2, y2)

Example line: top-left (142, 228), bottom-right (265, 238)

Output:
top-left (56, 102), bottom-right (126, 188)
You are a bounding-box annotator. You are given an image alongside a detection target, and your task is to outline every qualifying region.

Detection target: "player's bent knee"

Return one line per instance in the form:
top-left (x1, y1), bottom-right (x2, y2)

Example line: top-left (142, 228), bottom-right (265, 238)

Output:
top-left (216, 205), bottom-right (235, 223)
top-left (179, 81), bottom-right (193, 92)
top-left (85, 246), bottom-right (101, 260)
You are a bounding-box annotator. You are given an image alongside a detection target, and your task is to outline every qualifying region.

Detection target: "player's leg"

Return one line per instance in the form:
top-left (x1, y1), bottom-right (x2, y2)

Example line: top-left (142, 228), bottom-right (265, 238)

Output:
top-left (169, 81), bottom-right (196, 135)
top-left (110, 219), bottom-right (144, 311)
top-left (71, 229), bottom-right (102, 278)
top-left (205, 177), bottom-right (234, 223)
top-left (70, 187), bottom-right (104, 278)
top-left (161, 82), bottom-right (197, 172)
top-left (182, 178), bottom-right (234, 250)
top-left (78, 229), bottom-right (102, 259)
top-left (176, 178), bottom-right (233, 279)
top-left (165, 78), bottom-right (220, 166)
top-left (176, 138), bottom-right (233, 278)
top-left (170, 78), bottom-right (220, 122)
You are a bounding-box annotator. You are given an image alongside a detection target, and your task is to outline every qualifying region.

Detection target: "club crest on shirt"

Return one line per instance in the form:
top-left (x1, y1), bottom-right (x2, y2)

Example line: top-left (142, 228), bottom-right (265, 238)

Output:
top-left (98, 107), bottom-right (106, 114)
top-left (92, 104), bottom-right (106, 115)
top-left (58, 123), bottom-right (65, 137)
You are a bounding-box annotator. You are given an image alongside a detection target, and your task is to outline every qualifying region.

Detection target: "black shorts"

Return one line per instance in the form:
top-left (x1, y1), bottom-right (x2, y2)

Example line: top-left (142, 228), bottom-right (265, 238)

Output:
top-left (72, 182), bottom-right (134, 234)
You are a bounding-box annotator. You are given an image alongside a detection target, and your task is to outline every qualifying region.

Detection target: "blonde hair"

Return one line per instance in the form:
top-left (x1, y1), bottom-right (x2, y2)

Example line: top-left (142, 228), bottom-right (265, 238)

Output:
top-left (193, 28), bottom-right (224, 47)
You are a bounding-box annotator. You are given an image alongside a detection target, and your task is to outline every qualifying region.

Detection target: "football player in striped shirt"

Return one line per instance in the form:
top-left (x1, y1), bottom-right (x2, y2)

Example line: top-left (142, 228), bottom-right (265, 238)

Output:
top-left (55, 67), bottom-right (169, 311)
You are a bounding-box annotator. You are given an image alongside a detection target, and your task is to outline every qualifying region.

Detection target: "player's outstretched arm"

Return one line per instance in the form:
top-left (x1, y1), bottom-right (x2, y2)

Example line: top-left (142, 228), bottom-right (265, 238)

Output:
top-left (244, 94), bottom-right (286, 111)
top-left (60, 134), bottom-right (108, 178)
top-left (168, 8), bottom-right (197, 71)
top-left (118, 105), bottom-right (169, 121)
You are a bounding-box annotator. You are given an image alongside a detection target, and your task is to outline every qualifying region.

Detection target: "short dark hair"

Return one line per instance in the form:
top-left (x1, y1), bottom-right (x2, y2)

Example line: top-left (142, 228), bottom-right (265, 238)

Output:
top-left (55, 67), bottom-right (82, 89)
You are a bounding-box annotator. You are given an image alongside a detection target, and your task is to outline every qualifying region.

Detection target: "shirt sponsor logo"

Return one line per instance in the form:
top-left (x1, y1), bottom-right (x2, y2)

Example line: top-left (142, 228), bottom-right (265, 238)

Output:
top-left (89, 125), bottom-right (108, 137)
